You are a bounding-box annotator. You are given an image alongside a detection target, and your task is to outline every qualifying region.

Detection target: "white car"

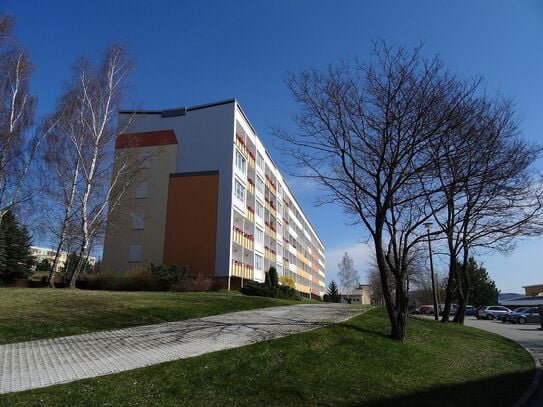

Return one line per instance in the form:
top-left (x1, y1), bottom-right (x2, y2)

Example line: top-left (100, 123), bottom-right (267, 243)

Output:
top-left (477, 306), bottom-right (511, 320)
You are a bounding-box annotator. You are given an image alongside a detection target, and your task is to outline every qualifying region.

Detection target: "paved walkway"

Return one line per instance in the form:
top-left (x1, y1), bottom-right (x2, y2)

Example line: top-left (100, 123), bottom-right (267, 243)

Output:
top-left (0, 304), bottom-right (363, 394)
top-left (464, 318), bottom-right (543, 406)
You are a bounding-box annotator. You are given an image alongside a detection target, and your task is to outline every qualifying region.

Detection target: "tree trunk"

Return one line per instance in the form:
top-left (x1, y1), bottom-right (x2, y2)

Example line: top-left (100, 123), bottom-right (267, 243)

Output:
top-left (453, 258), bottom-right (470, 324)
top-left (47, 239), bottom-right (64, 288)
top-left (374, 233), bottom-right (407, 341)
top-left (441, 257), bottom-right (456, 322)
top-left (68, 241), bottom-right (87, 289)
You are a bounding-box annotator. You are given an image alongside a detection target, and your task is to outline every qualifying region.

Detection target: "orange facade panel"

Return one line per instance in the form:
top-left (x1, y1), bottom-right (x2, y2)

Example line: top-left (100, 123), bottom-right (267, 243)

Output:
top-left (163, 172), bottom-right (219, 277)
top-left (115, 129), bottom-right (178, 149)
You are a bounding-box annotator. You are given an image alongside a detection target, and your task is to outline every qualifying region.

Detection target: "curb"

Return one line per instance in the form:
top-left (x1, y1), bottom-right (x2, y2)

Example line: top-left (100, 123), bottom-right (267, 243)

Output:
top-left (511, 348), bottom-right (541, 407)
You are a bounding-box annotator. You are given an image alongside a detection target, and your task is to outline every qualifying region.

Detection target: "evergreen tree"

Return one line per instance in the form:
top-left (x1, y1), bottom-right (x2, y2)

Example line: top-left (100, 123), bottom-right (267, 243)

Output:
top-left (36, 259), bottom-right (52, 272)
top-left (465, 258), bottom-right (499, 306)
top-left (327, 280), bottom-right (341, 303)
top-left (268, 266), bottom-right (278, 288)
top-left (0, 210), bottom-right (35, 282)
top-left (451, 257), bottom-right (499, 306)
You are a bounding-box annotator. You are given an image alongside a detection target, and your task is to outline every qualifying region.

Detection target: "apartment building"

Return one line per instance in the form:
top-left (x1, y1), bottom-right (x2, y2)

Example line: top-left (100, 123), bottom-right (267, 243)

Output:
top-left (102, 99), bottom-right (326, 298)
top-left (30, 246), bottom-right (96, 272)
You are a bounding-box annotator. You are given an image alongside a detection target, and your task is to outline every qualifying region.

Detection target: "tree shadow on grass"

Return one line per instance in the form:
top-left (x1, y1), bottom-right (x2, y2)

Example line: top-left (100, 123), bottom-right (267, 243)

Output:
top-left (354, 369), bottom-right (537, 407)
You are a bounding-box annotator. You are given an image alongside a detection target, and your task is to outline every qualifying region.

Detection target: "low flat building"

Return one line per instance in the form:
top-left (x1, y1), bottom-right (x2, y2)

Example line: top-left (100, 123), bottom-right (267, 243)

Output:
top-left (341, 284), bottom-right (371, 305)
top-left (523, 284), bottom-right (543, 297)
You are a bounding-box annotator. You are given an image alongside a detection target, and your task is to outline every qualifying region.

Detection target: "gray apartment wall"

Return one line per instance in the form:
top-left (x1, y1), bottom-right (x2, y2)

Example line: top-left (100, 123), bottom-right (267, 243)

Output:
top-left (118, 102), bottom-right (235, 278)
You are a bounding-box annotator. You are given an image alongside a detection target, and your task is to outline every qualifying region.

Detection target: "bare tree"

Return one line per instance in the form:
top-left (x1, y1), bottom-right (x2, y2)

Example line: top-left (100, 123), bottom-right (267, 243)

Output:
top-left (277, 42), bottom-right (481, 340)
top-left (338, 252), bottom-right (359, 299)
top-left (0, 15), bottom-right (36, 216)
top-left (426, 97), bottom-right (543, 323)
top-left (366, 246), bottom-right (428, 305)
top-left (48, 45), bottom-right (136, 288)
top-left (42, 88), bottom-right (84, 287)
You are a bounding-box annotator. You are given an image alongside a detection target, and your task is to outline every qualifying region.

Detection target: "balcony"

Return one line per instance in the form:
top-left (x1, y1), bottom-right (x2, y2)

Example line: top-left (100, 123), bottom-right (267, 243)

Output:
top-left (235, 134), bottom-right (257, 170)
top-left (232, 260), bottom-right (253, 280)
top-left (246, 206), bottom-right (255, 223)
top-left (247, 150), bottom-right (255, 170)
top-left (265, 246), bottom-right (276, 262)
top-left (264, 198), bottom-right (276, 216)
top-left (247, 177), bottom-right (255, 196)
top-left (233, 226), bottom-right (254, 251)
top-left (264, 221), bottom-right (276, 239)
top-left (265, 174), bottom-right (277, 193)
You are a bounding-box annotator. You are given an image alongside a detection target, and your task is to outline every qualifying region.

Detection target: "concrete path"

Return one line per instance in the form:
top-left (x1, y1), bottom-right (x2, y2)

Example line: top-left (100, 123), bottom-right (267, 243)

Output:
top-left (0, 304), bottom-right (363, 394)
top-left (464, 318), bottom-right (543, 406)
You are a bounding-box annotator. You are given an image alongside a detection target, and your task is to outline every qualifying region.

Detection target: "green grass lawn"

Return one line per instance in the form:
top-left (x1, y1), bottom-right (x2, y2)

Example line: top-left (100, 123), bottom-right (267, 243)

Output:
top-left (0, 288), bottom-right (298, 344)
top-left (0, 308), bottom-right (534, 407)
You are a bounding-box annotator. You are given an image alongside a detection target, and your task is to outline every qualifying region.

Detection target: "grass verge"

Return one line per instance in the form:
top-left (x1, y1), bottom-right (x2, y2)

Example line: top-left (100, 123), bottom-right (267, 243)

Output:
top-left (0, 288), bottom-right (298, 344)
top-left (0, 308), bottom-right (534, 406)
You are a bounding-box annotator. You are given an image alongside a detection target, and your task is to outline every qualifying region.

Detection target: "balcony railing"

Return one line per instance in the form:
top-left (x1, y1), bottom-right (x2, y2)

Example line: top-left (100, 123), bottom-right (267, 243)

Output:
top-left (247, 177), bottom-right (255, 196)
top-left (233, 226), bottom-right (254, 251)
top-left (246, 206), bottom-right (255, 222)
top-left (232, 260), bottom-right (253, 280)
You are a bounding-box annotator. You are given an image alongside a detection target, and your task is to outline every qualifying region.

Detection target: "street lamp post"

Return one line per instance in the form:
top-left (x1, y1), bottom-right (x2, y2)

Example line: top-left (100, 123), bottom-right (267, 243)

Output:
top-left (424, 222), bottom-right (439, 321)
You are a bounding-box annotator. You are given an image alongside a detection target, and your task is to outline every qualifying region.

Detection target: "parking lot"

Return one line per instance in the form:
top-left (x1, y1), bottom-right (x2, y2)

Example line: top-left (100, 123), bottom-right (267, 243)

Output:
top-left (464, 317), bottom-right (543, 363)
top-left (464, 316), bottom-right (543, 407)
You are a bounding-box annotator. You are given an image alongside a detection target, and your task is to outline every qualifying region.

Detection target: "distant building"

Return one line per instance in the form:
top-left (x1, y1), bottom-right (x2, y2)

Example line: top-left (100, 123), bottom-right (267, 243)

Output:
top-left (523, 284), bottom-right (543, 297)
top-left (500, 284), bottom-right (543, 308)
top-left (341, 284), bottom-right (371, 305)
top-left (30, 246), bottom-right (96, 272)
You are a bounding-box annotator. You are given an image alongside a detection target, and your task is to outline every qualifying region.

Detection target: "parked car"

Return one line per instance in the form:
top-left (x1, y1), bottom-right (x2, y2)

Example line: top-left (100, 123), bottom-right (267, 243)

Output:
top-left (506, 307), bottom-right (541, 324)
top-left (499, 307), bottom-right (529, 323)
top-left (417, 305), bottom-right (434, 315)
top-left (438, 303), bottom-right (458, 316)
top-left (474, 306), bottom-right (486, 319)
top-left (465, 305), bottom-right (476, 316)
top-left (477, 306), bottom-right (512, 320)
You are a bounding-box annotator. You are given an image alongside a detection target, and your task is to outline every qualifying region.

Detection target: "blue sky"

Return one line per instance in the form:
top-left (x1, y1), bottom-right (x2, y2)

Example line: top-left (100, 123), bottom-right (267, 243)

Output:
top-left (3, 0), bottom-right (542, 293)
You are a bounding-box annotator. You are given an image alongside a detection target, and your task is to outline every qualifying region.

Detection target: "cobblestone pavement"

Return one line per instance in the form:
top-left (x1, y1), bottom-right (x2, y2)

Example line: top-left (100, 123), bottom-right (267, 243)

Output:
top-left (0, 304), bottom-right (364, 394)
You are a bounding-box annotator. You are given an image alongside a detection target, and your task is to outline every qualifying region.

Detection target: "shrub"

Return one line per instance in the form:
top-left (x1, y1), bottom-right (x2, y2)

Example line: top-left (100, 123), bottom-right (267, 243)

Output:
top-left (279, 275), bottom-right (295, 288)
top-left (86, 268), bottom-right (162, 291)
top-left (240, 280), bottom-right (301, 300)
top-left (150, 263), bottom-right (187, 291)
top-left (268, 266), bottom-right (278, 288)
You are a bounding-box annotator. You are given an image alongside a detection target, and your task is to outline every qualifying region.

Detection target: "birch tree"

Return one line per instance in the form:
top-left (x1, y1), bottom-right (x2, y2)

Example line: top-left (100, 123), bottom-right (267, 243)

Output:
top-left (42, 88), bottom-right (84, 287)
top-left (59, 45), bottom-right (135, 288)
top-left (0, 15), bottom-right (36, 216)
top-left (338, 252), bottom-right (359, 298)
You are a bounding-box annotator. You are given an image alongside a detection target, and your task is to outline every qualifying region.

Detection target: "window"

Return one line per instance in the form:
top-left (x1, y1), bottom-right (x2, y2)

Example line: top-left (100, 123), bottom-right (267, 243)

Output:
top-left (234, 178), bottom-right (246, 202)
top-left (277, 202), bottom-right (283, 218)
top-left (277, 184), bottom-right (282, 196)
top-left (134, 182), bottom-right (148, 199)
top-left (235, 149), bottom-right (246, 174)
top-left (138, 153), bottom-right (152, 169)
top-left (255, 227), bottom-right (264, 245)
top-left (256, 200), bottom-right (264, 220)
top-left (256, 175), bottom-right (264, 194)
top-left (276, 223), bottom-right (283, 237)
top-left (128, 245), bottom-right (142, 262)
top-left (277, 264), bottom-right (283, 276)
top-left (277, 243), bottom-right (283, 258)
top-left (255, 254), bottom-right (263, 271)
top-left (257, 152), bottom-right (264, 170)
top-left (131, 213), bottom-right (145, 230)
